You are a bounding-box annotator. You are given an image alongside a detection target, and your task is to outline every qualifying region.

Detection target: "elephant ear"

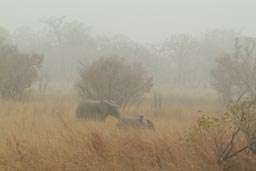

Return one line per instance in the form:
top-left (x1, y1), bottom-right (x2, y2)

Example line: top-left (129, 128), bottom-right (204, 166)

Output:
top-left (99, 100), bottom-right (121, 119)
top-left (98, 100), bottom-right (108, 113)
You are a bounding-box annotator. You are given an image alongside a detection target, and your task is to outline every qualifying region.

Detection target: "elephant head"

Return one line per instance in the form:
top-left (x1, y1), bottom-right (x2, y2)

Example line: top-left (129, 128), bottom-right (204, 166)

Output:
top-left (99, 100), bottom-right (121, 119)
top-left (76, 99), bottom-right (122, 121)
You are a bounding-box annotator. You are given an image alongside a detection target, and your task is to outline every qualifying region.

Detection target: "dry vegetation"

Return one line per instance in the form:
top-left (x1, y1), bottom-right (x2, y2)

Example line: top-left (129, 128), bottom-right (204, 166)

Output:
top-left (0, 90), bottom-right (230, 171)
top-left (1, 10), bottom-right (256, 171)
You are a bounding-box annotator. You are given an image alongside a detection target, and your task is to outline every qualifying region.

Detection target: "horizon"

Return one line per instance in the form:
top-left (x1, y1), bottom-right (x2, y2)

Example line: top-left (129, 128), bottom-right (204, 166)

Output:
top-left (1, 0), bottom-right (256, 43)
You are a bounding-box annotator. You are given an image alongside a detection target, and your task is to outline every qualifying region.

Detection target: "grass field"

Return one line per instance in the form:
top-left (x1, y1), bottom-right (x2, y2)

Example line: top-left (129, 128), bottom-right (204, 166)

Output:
top-left (0, 89), bottom-right (227, 171)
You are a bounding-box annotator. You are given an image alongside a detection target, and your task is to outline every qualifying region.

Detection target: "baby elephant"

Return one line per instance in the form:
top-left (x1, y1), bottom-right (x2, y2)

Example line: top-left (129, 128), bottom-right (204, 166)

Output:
top-left (116, 115), bottom-right (155, 131)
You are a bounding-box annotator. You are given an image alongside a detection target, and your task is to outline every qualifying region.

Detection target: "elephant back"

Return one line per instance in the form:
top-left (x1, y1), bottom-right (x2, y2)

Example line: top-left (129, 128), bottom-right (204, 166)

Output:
top-left (75, 99), bottom-right (108, 121)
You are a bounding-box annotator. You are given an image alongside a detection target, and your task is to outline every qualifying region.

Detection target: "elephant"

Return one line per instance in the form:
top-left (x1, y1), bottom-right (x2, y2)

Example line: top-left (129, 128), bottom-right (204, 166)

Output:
top-left (116, 115), bottom-right (155, 130)
top-left (76, 99), bottom-right (121, 121)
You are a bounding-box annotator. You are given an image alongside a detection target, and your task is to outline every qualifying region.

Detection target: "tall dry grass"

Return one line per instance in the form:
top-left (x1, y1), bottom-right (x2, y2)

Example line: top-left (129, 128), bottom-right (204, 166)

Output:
top-left (0, 91), bottom-right (227, 171)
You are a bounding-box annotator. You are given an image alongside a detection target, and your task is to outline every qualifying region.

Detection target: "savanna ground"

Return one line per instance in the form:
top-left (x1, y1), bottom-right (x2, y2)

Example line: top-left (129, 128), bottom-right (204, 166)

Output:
top-left (0, 87), bottom-right (227, 171)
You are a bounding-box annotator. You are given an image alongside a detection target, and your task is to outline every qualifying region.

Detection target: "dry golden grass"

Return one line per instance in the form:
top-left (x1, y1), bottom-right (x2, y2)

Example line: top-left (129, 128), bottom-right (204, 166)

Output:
top-left (0, 91), bottom-right (225, 171)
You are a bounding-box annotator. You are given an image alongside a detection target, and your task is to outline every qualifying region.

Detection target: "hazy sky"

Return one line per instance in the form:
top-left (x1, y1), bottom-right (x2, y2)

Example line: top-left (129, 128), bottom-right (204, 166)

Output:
top-left (1, 0), bottom-right (255, 43)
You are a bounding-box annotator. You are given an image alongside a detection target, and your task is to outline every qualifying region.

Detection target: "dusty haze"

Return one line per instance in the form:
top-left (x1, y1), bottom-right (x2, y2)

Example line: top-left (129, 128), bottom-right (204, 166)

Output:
top-left (1, 1), bottom-right (256, 170)
top-left (1, 0), bottom-right (256, 43)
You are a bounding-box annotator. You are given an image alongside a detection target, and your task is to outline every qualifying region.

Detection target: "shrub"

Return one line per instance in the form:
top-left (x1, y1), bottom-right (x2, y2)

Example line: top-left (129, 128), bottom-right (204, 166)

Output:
top-left (75, 56), bottom-right (153, 109)
top-left (211, 37), bottom-right (256, 106)
top-left (0, 43), bottom-right (43, 100)
top-left (194, 100), bottom-right (256, 170)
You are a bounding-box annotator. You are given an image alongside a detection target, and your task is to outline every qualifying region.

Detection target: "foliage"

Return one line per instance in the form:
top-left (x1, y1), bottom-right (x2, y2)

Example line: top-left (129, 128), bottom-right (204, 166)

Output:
top-left (0, 26), bottom-right (10, 45)
top-left (75, 56), bottom-right (153, 109)
top-left (211, 37), bottom-right (256, 106)
top-left (161, 34), bottom-right (198, 85)
top-left (196, 100), bottom-right (256, 170)
top-left (230, 100), bottom-right (256, 154)
top-left (0, 43), bottom-right (43, 100)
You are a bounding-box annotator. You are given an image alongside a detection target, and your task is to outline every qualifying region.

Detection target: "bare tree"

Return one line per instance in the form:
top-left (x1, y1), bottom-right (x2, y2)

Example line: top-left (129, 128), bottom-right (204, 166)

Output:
top-left (75, 56), bottom-right (153, 109)
top-left (40, 16), bottom-right (66, 47)
top-left (37, 72), bottom-right (49, 94)
top-left (211, 37), bottom-right (256, 106)
top-left (162, 34), bottom-right (198, 85)
top-left (153, 92), bottom-right (163, 117)
top-left (40, 17), bottom-right (96, 80)
top-left (0, 26), bottom-right (10, 45)
top-left (0, 43), bottom-right (43, 100)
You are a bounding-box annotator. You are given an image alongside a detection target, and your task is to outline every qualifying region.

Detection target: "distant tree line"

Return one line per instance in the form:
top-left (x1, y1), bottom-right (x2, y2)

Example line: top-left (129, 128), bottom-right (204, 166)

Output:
top-left (3, 17), bottom-right (239, 88)
top-left (1, 17), bottom-right (255, 106)
top-left (0, 27), bottom-right (43, 100)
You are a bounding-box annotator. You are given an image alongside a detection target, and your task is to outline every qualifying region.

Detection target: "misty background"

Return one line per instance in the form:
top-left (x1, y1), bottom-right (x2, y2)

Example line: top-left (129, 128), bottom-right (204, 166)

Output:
top-left (1, 0), bottom-right (256, 43)
top-left (1, 0), bottom-right (255, 93)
